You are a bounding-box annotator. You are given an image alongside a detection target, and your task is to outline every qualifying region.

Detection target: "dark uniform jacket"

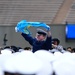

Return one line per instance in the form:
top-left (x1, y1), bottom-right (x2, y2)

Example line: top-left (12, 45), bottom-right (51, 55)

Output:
top-left (21, 33), bottom-right (52, 52)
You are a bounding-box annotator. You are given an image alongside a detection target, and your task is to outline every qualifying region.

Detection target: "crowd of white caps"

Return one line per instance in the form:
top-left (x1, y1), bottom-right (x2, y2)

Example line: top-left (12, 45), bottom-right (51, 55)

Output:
top-left (0, 46), bottom-right (75, 75)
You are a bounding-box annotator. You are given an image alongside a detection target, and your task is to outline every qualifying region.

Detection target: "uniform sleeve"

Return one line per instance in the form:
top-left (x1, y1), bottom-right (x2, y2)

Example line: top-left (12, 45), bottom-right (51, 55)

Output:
top-left (21, 33), bottom-right (34, 45)
top-left (45, 36), bottom-right (52, 49)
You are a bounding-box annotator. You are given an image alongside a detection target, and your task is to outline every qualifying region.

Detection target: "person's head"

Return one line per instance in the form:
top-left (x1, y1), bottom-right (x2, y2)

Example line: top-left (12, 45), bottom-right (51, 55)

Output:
top-left (10, 46), bottom-right (19, 52)
top-left (67, 47), bottom-right (72, 52)
top-left (52, 38), bottom-right (60, 45)
top-left (35, 28), bottom-right (47, 41)
top-left (24, 47), bottom-right (31, 51)
top-left (3, 46), bottom-right (15, 53)
top-left (72, 48), bottom-right (75, 52)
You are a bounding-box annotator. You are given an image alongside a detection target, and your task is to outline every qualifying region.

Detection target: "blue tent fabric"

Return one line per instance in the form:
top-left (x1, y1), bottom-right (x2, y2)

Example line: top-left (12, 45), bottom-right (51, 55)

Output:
top-left (15, 20), bottom-right (50, 34)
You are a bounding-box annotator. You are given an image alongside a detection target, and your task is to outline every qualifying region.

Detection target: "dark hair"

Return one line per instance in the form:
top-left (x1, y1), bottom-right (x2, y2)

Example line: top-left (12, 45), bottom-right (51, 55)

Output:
top-left (4, 46), bottom-right (10, 49)
top-left (67, 47), bottom-right (72, 49)
top-left (3, 46), bottom-right (15, 53)
top-left (52, 38), bottom-right (60, 45)
top-left (17, 47), bottom-right (22, 50)
top-left (4, 71), bottom-right (35, 75)
top-left (10, 46), bottom-right (19, 52)
top-left (72, 48), bottom-right (75, 52)
top-left (24, 47), bottom-right (31, 50)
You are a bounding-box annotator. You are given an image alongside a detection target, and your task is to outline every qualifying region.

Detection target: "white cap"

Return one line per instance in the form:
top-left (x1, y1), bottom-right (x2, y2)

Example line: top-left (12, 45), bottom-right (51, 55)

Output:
top-left (37, 62), bottom-right (53, 75)
top-left (53, 52), bottom-right (63, 60)
top-left (53, 59), bottom-right (75, 75)
top-left (3, 51), bottom-right (43, 74)
top-left (34, 50), bottom-right (55, 62)
top-left (53, 53), bottom-right (75, 75)
top-left (0, 53), bottom-right (13, 74)
top-left (34, 50), bottom-right (54, 75)
top-left (0, 54), bottom-right (13, 65)
top-left (0, 68), bottom-right (3, 75)
top-left (18, 49), bottom-right (25, 52)
top-left (62, 52), bottom-right (75, 61)
top-left (1, 49), bottom-right (12, 54)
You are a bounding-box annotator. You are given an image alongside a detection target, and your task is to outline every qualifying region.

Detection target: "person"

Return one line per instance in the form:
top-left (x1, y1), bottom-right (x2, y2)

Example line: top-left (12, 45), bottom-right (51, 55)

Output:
top-left (50, 38), bottom-right (65, 53)
top-left (72, 48), bottom-right (75, 53)
top-left (24, 47), bottom-right (32, 51)
top-left (21, 28), bottom-right (52, 53)
top-left (67, 47), bottom-right (73, 53)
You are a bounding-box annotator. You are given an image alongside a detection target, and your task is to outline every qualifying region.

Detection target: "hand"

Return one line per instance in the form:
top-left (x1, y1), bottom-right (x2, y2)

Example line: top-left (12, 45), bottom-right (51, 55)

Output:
top-left (52, 44), bottom-right (57, 48)
top-left (47, 30), bottom-right (51, 37)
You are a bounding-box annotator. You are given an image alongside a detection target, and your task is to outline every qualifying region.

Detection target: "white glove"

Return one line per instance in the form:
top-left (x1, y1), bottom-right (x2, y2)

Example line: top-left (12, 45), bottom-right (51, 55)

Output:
top-left (15, 27), bottom-right (18, 32)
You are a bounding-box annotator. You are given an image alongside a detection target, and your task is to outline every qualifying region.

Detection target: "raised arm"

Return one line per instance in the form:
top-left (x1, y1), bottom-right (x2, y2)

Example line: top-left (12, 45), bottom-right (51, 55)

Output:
top-left (21, 33), bottom-right (34, 45)
top-left (47, 30), bottom-right (52, 37)
top-left (45, 30), bottom-right (52, 49)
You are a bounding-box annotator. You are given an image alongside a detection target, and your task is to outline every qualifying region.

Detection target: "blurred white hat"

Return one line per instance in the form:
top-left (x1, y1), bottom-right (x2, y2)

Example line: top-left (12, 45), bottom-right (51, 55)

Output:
top-left (53, 58), bottom-right (75, 75)
top-left (0, 68), bottom-right (3, 75)
top-left (34, 50), bottom-right (54, 75)
top-left (18, 49), bottom-right (25, 52)
top-left (54, 51), bottom-right (62, 56)
top-left (54, 52), bottom-right (75, 62)
top-left (53, 52), bottom-right (75, 75)
top-left (0, 53), bottom-right (13, 74)
top-left (37, 61), bottom-right (53, 75)
top-left (53, 52), bottom-right (63, 60)
top-left (34, 50), bottom-right (55, 62)
top-left (62, 52), bottom-right (75, 62)
top-left (1, 49), bottom-right (12, 54)
top-left (3, 51), bottom-right (43, 74)
top-left (0, 53), bottom-right (13, 67)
